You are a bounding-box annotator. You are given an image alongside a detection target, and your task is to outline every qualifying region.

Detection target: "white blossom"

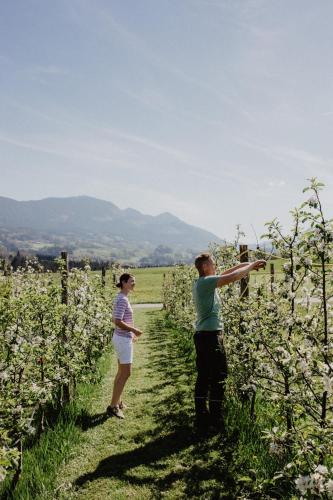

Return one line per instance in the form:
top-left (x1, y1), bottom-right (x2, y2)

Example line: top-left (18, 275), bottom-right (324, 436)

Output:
top-left (326, 479), bottom-right (333, 495)
top-left (295, 475), bottom-right (312, 495)
top-left (315, 465), bottom-right (328, 475)
top-left (0, 371), bottom-right (9, 381)
top-left (312, 472), bottom-right (326, 493)
top-left (323, 375), bottom-right (333, 395)
top-left (0, 466), bottom-right (7, 483)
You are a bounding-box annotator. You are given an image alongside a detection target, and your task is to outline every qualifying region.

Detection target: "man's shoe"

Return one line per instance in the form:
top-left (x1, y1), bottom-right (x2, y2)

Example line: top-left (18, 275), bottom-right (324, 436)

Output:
top-left (194, 424), bottom-right (210, 439)
top-left (209, 416), bottom-right (225, 434)
top-left (194, 411), bottom-right (210, 438)
top-left (119, 401), bottom-right (128, 410)
top-left (106, 405), bottom-right (125, 419)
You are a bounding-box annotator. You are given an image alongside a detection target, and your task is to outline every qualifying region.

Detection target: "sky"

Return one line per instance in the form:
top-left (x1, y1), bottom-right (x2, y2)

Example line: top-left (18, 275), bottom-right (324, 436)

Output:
top-left (1, 0), bottom-right (333, 242)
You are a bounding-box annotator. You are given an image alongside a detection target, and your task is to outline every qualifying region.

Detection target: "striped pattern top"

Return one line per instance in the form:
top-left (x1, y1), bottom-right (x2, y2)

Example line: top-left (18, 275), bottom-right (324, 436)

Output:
top-left (113, 292), bottom-right (133, 338)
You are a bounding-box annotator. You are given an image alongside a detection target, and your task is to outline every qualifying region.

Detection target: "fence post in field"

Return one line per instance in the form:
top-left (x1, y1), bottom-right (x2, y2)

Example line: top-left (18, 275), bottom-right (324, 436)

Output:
top-left (60, 251), bottom-right (70, 403)
top-left (61, 251), bottom-right (69, 305)
top-left (102, 266), bottom-right (106, 288)
top-left (3, 259), bottom-right (11, 276)
top-left (239, 244), bottom-right (249, 298)
top-left (270, 263), bottom-right (275, 293)
top-left (162, 272), bottom-right (166, 309)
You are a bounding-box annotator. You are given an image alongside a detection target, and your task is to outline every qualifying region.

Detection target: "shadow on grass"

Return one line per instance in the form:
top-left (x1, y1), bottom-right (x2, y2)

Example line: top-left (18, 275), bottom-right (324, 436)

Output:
top-left (75, 426), bottom-right (192, 486)
top-left (75, 311), bottom-right (237, 498)
top-left (75, 409), bottom-right (109, 431)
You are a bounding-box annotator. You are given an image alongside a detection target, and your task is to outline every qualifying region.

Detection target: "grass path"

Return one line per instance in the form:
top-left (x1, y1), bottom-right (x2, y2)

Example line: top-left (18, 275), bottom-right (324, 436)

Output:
top-left (52, 309), bottom-right (234, 499)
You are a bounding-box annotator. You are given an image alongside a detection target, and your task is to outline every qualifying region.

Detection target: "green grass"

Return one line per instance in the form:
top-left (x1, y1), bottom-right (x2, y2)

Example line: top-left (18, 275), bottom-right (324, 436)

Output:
top-left (50, 309), bottom-right (238, 499)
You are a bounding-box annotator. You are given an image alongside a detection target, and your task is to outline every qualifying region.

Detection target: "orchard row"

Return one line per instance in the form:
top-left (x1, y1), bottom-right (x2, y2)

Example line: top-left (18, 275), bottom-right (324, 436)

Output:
top-left (0, 262), bottom-right (116, 486)
top-left (163, 179), bottom-right (333, 498)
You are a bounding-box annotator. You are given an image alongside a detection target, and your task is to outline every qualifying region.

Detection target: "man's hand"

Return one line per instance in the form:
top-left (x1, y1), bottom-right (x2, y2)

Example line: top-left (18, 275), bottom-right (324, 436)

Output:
top-left (251, 260), bottom-right (266, 271)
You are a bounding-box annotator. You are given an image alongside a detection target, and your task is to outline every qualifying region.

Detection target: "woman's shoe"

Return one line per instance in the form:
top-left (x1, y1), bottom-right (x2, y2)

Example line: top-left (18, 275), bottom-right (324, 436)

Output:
top-left (106, 405), bottom-right (125, 419)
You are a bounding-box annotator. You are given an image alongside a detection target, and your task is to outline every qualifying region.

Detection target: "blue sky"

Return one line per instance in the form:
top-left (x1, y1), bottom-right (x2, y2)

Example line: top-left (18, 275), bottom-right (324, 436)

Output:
top-left (1, 0), bottom-right (333, 241)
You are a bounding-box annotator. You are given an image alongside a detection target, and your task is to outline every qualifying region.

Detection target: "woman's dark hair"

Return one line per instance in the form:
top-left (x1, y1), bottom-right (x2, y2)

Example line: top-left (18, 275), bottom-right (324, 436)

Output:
top-left (116, 273), bottom-right (134, 288)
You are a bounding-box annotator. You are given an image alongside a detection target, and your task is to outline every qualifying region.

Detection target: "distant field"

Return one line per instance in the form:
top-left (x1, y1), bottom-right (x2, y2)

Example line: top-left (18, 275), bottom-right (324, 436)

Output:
top-left (1, 259), bottom-right (285, 303)
top-left (129, 266), bottom-right (172, 303)
top-left (128, 260), bottom-right (285, 302)
top-left (94, 266), bottom-right (172, 304)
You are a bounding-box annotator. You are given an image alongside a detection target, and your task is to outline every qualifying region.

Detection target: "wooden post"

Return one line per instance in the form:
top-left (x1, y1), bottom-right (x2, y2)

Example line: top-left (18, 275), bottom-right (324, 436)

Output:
top-left (61, 251), bottom-right (69, 305)
top-left (239, 244), bottom-right (254, 411)
top-left (239, 244), bottom-right (249, 299)
top-left (60, 251), bottom-right (70, 403)
top-left (2, 258), bottom-right (6, 276)
top-left (270, 263), bottom-right (275, 294)
top-left (101, 266), bottom-right (106, 288)
top-left (3, 259), bottom-right (11, 276)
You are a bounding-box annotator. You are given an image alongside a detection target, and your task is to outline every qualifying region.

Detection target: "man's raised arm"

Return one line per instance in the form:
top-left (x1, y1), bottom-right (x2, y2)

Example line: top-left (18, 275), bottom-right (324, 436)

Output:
top-left (220, 262), bottom-right (251, 276)
top-left (216, 260), bottom-right (266, 287)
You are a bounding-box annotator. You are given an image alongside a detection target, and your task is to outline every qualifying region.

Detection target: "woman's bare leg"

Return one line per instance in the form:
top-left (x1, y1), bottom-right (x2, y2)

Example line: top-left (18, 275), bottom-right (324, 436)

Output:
top-left (110, 363), bottom-right (131, 407)
top-left (112, 360), bottom-right (121, 387)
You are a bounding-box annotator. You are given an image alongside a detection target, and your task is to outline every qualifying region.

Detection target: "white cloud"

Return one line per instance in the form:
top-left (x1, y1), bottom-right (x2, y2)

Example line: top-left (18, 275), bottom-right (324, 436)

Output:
top-left (0, 132), bottom-right (134, 167)
top-left (267, 180), bottom-right (286, 187)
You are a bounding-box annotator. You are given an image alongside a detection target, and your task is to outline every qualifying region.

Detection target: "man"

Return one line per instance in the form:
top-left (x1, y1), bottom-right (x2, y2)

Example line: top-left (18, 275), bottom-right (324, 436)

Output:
top-left (192, 253), bottom-right (266, 433)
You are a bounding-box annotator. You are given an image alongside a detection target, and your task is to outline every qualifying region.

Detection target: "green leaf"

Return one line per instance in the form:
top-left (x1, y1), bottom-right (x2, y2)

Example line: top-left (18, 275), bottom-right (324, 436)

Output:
top-left (238, 476), bottom-right (253, 483)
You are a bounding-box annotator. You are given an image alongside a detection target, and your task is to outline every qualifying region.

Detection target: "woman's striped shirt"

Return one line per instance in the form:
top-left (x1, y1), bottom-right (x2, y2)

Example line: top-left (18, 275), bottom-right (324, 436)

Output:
top-left (113, 292), bottom-right (133, 338)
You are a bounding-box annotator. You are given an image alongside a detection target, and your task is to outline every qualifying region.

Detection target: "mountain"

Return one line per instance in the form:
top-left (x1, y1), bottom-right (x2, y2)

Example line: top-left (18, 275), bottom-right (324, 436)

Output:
top-left (0, 196), bottom-right (223, 264)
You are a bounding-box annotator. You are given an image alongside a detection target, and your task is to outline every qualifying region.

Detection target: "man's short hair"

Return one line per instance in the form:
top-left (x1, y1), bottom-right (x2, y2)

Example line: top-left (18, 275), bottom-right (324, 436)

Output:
top-left (194, 253), bottom-right (211, 276)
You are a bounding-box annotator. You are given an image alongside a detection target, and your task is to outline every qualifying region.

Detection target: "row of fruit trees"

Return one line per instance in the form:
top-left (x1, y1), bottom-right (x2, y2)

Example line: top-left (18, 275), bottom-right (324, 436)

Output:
top-left (0, 260), bottom-right (116, 487)
top-left (163, 179), bottom-right (333, 498)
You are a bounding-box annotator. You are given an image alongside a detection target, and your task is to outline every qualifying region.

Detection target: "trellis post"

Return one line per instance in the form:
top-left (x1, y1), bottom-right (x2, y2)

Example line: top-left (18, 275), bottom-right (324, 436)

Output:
top-left (239, 244), bottom-right (249, 298)
top-left (60, 251), bottom-right (70, 403)
top-left (270, 263), bottom-right (275, 293)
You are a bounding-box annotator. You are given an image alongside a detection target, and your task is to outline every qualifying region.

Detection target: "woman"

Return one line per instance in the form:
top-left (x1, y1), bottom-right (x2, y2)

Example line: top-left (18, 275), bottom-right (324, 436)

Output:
top-left (107, 273), bottom-right (143, 419)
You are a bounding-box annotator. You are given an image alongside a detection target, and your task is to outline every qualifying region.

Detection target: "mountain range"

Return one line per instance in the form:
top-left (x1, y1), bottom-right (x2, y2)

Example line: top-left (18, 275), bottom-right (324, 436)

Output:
top-left (0, 196), bottom-right (223, 265)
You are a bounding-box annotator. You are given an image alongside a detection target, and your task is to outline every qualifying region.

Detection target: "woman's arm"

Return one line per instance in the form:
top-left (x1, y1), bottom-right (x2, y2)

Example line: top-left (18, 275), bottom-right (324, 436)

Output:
top-left (113, 318), bottom-right (143, 336)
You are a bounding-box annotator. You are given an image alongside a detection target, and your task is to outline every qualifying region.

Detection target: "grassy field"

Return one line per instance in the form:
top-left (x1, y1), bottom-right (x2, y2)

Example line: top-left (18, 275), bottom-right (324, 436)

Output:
top-left (91, 266), bottom-right (172, 304)
top-left (121, 260), bottom-right (284, 303)
top-left (1, 260), bottom-right (285, 303)
top-left (122, 266), bottom-right (171, 304)
top-left (2, 258), bottom-right (286, 305)
top-left (40, 266), bottom-right (172, 305)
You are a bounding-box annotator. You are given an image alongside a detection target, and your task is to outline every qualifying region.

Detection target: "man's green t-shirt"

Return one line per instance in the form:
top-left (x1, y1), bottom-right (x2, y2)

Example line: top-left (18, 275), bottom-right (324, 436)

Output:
top-left (192, 276), bottom-right (223, 331)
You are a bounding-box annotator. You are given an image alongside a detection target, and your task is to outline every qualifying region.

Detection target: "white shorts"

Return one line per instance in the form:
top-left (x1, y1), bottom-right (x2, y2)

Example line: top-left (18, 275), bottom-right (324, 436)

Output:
top-left (112, 334), bottom-right (133, 364)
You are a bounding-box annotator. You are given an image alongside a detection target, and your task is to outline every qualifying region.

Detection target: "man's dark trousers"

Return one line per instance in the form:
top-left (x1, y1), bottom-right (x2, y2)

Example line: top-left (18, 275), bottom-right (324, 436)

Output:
top-left (194, 331), bottom-right (228, 426)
